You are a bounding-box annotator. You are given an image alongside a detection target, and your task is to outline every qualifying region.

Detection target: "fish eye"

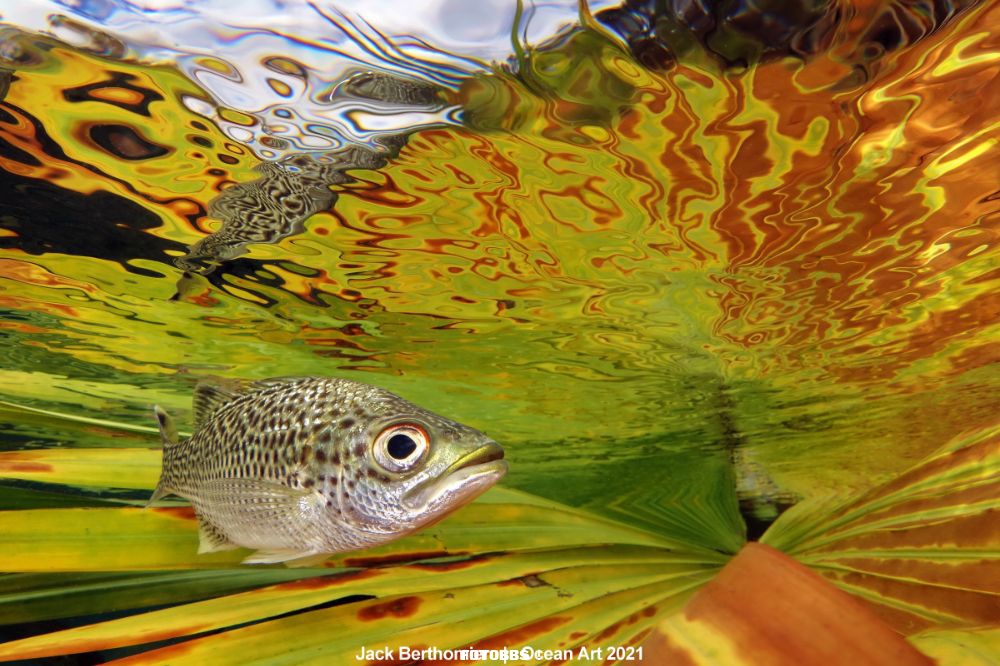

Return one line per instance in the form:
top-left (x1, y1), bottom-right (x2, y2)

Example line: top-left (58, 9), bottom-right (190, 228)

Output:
top-left (373, 423), bottom-right (429, 473)
top-left (387, 433), bottom-right (417, 459)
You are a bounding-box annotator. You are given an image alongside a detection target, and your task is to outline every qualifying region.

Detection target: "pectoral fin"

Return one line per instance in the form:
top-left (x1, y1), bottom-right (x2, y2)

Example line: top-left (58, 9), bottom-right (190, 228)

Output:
top-left (197, 515), bottom-right (239, 554)
top-left (196, 478), bottom-right (313, 511)
top-left (194, 478), bottom-right (326, 558)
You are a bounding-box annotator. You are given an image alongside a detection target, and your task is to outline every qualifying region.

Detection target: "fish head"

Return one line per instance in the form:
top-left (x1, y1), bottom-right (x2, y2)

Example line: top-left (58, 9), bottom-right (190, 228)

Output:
top-left (332, 392), bottom-right (507, 536)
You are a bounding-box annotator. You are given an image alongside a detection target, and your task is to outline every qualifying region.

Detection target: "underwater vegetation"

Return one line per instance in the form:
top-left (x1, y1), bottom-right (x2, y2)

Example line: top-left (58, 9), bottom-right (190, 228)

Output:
top-left (0, 0), bottom-right (997, 663)
top-left (0, 408), bottom-right (996, 662)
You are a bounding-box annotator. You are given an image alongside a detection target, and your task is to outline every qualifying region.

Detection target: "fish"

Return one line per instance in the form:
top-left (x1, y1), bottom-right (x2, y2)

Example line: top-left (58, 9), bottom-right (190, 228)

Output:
top-left (172, 71), bottom-right (446, 289)
top-left (149, 376), bottom-right (507, 565)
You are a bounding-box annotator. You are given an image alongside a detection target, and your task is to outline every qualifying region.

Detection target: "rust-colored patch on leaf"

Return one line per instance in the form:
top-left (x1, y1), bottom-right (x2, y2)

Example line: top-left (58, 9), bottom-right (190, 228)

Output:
top-left (823, 567), bottom-right (1000, 632)
top-left (277, 568), bottom-right (380, 591)
top-left (594, 617), bottom-right (626, 642)
top-left (638, 629), bottom-right (698, 666)
top-left (684, 543), bottom-right (934, 665)
top-left (832, 555), bottom-right (1000, 594)
top-left (423, 615), bottom-right (572, 664)
top-left (496, 577), bottom-right (523, 587)
top-left (0, 460), bottom-right (52, 473)
top-left (592, 605), bottom-right (657, 643)
top-left (13, 622), bottom-right (211, 663)
top-left (832, 478), bottom-right (1000, 535)
top-left (819, 503), bottom-right (1000, 551)
top-left (407, 553), bottom-right (494, 572)
top-left (343, 550), bottom-right (459, 567)
top-left (843, 595), bottom-right (937, 636)
top-left (151, 506), bottom-right (197, 521)
top-left (627, 627), bottom-right (653, 645)
top-left (496, 572), bottom-right (550, 588)
top-left (357, 595), bottom-right (422, 621)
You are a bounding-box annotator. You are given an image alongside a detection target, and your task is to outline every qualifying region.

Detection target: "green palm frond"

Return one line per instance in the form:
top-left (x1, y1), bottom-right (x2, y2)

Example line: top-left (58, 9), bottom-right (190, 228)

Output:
top-left (763, 424), bottom-right (1000, 634)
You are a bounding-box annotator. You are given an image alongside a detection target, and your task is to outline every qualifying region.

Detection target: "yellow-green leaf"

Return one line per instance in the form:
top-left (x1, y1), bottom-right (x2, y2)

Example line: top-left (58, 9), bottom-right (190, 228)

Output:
top-left (762, 424), bottom-right (1000, 634)
top-left (908, 626), bottom-right (1000, 666)
top-left (105, 563), bottom-right (701, 665)
top-left (0, 545), bottom-right (714, 661)
top-left (0, 448), bottom-right (161, 491)
top-left (0, 570), bottom-right (323, 625)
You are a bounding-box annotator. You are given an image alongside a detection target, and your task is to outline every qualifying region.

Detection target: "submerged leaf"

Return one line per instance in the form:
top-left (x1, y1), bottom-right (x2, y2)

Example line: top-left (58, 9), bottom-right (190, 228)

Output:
top-left (0, 448), bottom-right (161, 491)
top-left (0, 488), bottom-right (724, 661)
top-left (762, 424), bottom-right (1000, 634)
top-left (0, 445), bottom-right (729, 661)
top-left (0, 485), bottom-right (716, 572)
top-left (643, 542), bottom-right (934, 666)
top-left (0, 570), bottom-right (325, 626)
top-left (0, 546), bottom-right (714, 661)
top-left (908, 626), bottom-right (1000, 666)
top-left (105, 564), bottom-right (704, 665)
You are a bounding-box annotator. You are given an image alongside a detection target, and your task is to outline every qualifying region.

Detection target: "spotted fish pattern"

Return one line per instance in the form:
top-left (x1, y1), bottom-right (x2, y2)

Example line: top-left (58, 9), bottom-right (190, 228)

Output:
top-left (150, 376), bottom-right (506, 565)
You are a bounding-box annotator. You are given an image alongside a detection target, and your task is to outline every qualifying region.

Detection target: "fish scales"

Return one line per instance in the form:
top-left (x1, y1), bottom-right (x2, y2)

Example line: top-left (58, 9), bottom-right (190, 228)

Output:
top-left (150, 376), bottom-right (506, 565)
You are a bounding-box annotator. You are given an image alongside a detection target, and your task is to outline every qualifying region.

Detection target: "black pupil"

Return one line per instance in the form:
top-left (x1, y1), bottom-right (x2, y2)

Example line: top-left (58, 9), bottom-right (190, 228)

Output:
top-left (386, 433), bottom-right (418, 460)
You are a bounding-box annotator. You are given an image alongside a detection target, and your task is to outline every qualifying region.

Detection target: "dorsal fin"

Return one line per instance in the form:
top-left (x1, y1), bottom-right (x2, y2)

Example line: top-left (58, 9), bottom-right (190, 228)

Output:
top-left (148, 405), bottom-right (178, 506)
top-left (248, 377), bottom-right (296, 390)
top-left (193, 381), bottom-right (241, 428)
top-left (153, 405), bottom-right (178, 445)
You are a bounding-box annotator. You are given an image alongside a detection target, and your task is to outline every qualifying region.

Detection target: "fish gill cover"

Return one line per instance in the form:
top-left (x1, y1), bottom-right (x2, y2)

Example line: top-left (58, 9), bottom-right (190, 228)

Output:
top-left (0, 0), bottom-right (997, 663)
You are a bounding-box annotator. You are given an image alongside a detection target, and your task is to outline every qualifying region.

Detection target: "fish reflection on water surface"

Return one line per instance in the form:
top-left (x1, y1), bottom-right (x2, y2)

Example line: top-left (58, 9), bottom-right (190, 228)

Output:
top-left (172, 71), bottom-right (448, 296)
top-left (150, 377), bottom-right (507, 565)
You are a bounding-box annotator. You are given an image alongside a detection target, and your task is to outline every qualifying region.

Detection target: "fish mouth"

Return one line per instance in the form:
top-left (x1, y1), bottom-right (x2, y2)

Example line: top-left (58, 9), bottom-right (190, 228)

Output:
top-left (402, 441), bottom-right (507, 515)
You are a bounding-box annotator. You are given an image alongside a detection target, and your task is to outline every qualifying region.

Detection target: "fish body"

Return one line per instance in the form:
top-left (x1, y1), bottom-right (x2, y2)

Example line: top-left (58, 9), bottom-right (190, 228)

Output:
top-left (150, 377), bottom-right (506, 565)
